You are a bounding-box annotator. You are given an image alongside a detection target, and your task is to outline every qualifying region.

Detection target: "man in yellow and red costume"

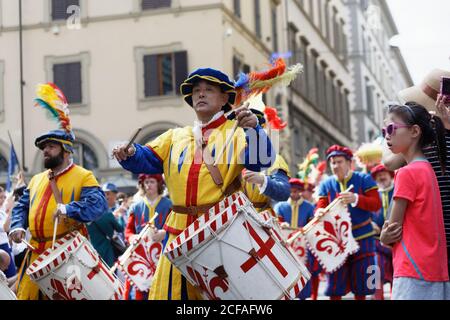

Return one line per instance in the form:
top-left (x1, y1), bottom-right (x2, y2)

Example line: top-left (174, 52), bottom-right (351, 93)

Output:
top-left (113, 68), bottom-right (275, 300)
top-left (9, 129), bottom-right (108, 300)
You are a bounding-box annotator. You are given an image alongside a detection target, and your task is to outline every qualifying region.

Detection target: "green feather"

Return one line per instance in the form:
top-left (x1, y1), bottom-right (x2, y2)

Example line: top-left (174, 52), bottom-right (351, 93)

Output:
top-left (35, 98), bottom-right (60, 122)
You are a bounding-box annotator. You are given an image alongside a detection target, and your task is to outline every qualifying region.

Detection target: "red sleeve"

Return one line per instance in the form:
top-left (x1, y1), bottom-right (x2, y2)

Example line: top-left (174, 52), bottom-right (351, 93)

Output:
top-left (357, 189), bottom-right (382, 212)
top-left (125, 213), bottom-right (136, 243)
top-left (315, 197), bottom-right (329, 210)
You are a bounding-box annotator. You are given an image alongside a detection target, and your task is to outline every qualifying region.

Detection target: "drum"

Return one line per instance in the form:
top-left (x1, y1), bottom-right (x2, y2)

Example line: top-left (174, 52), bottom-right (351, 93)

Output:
top-left (117, 226), bottom-right (163, 292)
top-left (0, 270), bottom-right (16, 300)
top-left (26, 232), bottom-right (124, 300)
top-left (164, 192), bottom-right (311, 300)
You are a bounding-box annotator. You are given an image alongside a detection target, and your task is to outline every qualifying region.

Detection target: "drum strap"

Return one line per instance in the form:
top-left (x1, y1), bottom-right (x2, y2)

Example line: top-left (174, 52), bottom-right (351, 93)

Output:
top-left (202, 142), bottom-right (224, 186)
top-left (47, 171), bottom-right (84, 236)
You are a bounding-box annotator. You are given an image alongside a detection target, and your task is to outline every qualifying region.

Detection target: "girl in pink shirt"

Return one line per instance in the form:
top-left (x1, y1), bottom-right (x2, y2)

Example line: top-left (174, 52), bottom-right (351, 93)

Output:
top-left (381, 102), bottom-right (449, 300)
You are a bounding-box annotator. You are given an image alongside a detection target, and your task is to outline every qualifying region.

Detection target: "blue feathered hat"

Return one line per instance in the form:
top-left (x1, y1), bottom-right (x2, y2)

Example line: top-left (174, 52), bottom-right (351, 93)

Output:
top-left (35, 129), bottom-right (75, 153)
top-left (180, 68), bottom-right (236, 112)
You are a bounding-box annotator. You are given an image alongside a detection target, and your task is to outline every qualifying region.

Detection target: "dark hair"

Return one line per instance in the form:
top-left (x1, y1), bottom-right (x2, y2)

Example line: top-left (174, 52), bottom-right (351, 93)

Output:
top-left (139, 179), bottom-right (165, 195)
top-left (388, 102), bottom-right (447, 173)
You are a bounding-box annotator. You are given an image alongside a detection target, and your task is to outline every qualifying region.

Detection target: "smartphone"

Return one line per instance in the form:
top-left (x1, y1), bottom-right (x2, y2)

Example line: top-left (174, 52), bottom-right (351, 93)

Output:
top-left (440, 77), bottom-right (450, 104)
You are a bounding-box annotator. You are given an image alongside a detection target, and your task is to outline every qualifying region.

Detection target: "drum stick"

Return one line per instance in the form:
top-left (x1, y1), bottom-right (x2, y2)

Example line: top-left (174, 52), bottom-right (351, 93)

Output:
top-left (21, 239), bottom-right (36, 251)
top-left (213, 102), bottom-right (250, 167)
top-left (124, 127), bottom-right (142, 153)
top-left (110, 127), bottom-right (142, 159)
top-left (52, 216), bottom-right (58, 250)
top-left (287, 185), bottom-right (354, 245)
top-left (213, 121), bottom-right (238, 167)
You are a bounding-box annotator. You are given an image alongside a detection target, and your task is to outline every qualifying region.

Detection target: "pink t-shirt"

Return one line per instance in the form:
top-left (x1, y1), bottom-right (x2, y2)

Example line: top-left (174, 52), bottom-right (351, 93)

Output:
top-left (393, 160), bottom-right (449, 281)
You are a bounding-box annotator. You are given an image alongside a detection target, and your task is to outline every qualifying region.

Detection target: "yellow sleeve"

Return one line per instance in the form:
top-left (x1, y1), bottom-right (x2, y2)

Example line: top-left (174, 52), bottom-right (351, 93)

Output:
top-left (268, 154), bottom-right (291, 177)
top-left (146, 129), bottom-right (174, 162)
top-left (82, 170), bottom-right (100, 188)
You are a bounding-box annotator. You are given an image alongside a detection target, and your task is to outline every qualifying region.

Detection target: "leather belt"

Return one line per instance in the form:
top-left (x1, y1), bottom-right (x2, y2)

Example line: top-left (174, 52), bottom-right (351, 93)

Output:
top-left (172, 176), bottom-right (242, 216)
top-left (253, 201), bottom-right (269, 209)
top-left (352, 218), bottom-right (372, 230)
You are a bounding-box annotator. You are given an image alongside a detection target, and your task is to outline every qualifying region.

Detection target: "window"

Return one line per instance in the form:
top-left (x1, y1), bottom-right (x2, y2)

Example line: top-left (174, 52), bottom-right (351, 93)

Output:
top-left (308, 0), bottom-right (315, 24)
top-left (324, 0), bottom-right (330, 41)
top-left (332, 7), bottom-right (340, 54)
top-left (325, 72), bottom-right (334, 122)
top-left (300, 38), bottom-right (309, 97)
top-left (45, 53), bottom-right (90, 113)
top-left (53, 62), bottom-right (82, 104)
top-left (234, 0), bottom-right (241, 18)
top-left (73, 142), bottom-right (98, 171)
top-left (271, 5), bottom-right (278, 52)
top-left (342, 89), bottom-right (351, 138)
top-left (254, 0), bottom-right (262, 39)
top-left (233, 55), bottom-right (250, 80)
top-left (142, 0), bottom-right (171, 10)
top-left (365, 80), bottom-right (374, 118)
top-left (143, 51), bottom-right (187, 97)
top-left (341, 20), bottom-right (348, 63)
top-left (317, 61), bottom-right (327, 114)
top-left (307, 50), bottom-right (318, 105)
top-left (52, 0), bottom-right (79, 21)
top-left (335, 81), bottom-right (343, 131)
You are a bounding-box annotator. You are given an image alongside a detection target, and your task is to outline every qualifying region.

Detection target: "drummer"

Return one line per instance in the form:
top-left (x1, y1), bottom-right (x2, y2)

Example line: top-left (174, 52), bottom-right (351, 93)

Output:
top-left (8, 129), bottom-right (108, 300)
top-left (274, 178), bottom-right (315, 300)
top-left (316, 145), bottom-right (381, 300)
top-left (123, 173), bottom-right (172, 300)
top-left (113, 67), bottom-right (275, 300)
top-left (241, 109), bottom-right (290, 216)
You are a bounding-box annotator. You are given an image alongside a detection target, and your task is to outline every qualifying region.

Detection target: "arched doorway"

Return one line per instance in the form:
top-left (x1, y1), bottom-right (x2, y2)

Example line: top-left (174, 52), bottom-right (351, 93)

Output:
top-left (72, 141), bottom-right (99, 171)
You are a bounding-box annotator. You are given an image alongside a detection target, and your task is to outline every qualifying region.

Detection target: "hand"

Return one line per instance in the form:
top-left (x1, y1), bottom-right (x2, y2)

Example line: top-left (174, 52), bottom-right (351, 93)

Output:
top-left (371, 222), bottom-right (381, 235)
top-left (52, 209), bottom-right (66, 221)
top-left (9, 230), bottom-right (25, 244)
top-left (339, 192), bottom-right (357, 205)
top-left (380, 221), bottom-right (402, 246)
top-left (151, 229), bottom-right (167, 243)
top-left (14, 171), bottom-right (26, 189)
top-left (280, 222), bottom-right (290, 229)
top-left (314, 208), bottom-right (326, 218)
top-left (435, 94), bottom-right (450, 125)
top-left (242, 170), bottom-right (265, 186)
top-left (113, 204), bottom-right (128, 218)
top-left (234, 103), bottom-right (258, 129)
top-left (129, 234), bottom-right (140, 244)
top-left (112, 143), bottom-right (136, 162)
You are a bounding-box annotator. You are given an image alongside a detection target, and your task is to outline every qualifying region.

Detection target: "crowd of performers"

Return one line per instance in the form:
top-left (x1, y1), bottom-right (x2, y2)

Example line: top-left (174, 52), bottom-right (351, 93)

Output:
top-left (1, 65), bottom-right (450, 300)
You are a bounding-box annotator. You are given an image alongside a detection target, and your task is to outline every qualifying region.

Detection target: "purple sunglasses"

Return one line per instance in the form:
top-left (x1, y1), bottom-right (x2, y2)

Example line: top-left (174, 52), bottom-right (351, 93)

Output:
top-left (382, 123), bottom-right (410, 138)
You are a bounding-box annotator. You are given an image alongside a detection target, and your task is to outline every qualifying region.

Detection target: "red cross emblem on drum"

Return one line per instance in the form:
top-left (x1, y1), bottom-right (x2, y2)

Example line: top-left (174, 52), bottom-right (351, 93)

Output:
top-left (240, 221), bottom-right (288, 277)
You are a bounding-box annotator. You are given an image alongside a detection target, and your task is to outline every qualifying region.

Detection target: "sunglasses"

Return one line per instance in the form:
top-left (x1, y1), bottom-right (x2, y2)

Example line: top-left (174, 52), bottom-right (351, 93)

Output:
top-left (382, 123), bottom-right (410, 138)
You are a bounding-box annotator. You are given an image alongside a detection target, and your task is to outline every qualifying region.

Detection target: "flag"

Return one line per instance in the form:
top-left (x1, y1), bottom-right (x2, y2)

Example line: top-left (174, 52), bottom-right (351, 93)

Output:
top-left (6, 144), bottom-right (19, 192)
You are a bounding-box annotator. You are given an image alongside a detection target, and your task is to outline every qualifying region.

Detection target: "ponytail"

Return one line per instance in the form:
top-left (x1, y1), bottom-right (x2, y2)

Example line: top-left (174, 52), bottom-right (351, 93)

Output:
top-left (430, 114), bottom-right (447, 174)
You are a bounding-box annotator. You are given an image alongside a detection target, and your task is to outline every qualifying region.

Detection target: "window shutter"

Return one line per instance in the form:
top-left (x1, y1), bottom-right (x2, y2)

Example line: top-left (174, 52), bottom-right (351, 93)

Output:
top-left (174, 51), bottom-right (188, 96)
top-left (144, 55), bottom-right (159, 97)
top-left (142, 0), bottom-right (171, 10)
top-left (53, 62), bottom-right (82, 104)
top-left (52, 0), bottom-right (79, 21)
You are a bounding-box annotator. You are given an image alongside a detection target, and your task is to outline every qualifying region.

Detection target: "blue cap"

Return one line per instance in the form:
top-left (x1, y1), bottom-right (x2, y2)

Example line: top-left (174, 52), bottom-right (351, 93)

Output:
top-left (35, 129), bottom-right (75, 153)
top-left (102, 182), bottom-right (118, 193)
top-left (180, 68), bottom-right (236, 112)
